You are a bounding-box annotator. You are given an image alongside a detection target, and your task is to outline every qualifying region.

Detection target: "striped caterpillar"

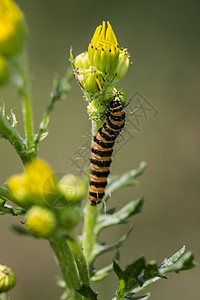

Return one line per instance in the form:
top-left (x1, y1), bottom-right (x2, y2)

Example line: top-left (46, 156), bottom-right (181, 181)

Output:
top-left (89, 100), bottom-right (125, 205)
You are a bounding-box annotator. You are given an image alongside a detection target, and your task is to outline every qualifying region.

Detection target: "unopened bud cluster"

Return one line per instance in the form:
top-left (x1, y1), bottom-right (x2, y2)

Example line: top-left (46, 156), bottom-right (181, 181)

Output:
top-left (7, 158), bottom-right (87, 238)
top-left (72, 21), bottom-right (131, 120)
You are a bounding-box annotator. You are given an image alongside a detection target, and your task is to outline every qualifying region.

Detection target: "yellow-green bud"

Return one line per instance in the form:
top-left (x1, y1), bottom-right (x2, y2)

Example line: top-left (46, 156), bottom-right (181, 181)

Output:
top-left (74, 67), bottom-right (104, 94)
top-left (26, 206), bottom-right (56, 238)
top-left (87, 100), bottom-right (107, 120)
top-left (58, 174), bottom-right (86, 203)
top-left (0, 55), bottom-right (9, 85)
top-left (0, 264), bottom-right (15, 293)
top-left (102, 85), bottom-right (127, 107)
top-left (74, 51), bottom-right (89, 69)
top-left (59, 207), bottom-right (80, 229)
top-left (0, 0), bottom-right (27, 58)
top-left (115, 49), bottom-right (130, 80)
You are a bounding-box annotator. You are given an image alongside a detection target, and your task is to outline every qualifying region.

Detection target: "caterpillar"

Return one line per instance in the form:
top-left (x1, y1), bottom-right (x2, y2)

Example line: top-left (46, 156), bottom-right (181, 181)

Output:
top-left (89, 100), bottom-right (125, 205)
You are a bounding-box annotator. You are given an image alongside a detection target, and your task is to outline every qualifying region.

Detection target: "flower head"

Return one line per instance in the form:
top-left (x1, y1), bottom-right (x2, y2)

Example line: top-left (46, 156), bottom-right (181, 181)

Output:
top-left (0, 264), bottom-right (15, 293)
top-left (88, 21), bottom-right (119, 75)
top-left (7, 158), bottom-right (56, 208)
top-left (0, 0), bottom-right (27, 57)
top-left (25, 206), bottom-right (56, 238)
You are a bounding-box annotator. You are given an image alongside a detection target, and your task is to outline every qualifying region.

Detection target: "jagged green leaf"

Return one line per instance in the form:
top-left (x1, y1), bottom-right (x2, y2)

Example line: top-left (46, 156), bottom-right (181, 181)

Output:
top-left (129, 247), bottom-right (196, 298)
top-left (113, 257), bottom-right (146, 299)
top-left (96, 198), bottom-right (144, 234)
top-left (0, 198), bottom-right (25, 216)
top-left (76, 284), bottom-right (98, 300)
top-left (104, 162), bottom-right (146, 202)
top-left (90, 226), bottom-right (133, 264)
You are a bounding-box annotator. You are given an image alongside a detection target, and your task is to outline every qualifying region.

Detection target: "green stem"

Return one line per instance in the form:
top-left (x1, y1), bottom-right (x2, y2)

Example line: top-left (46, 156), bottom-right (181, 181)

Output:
top-left (0, 293), bottom-right (9, 300)
top-left (50, 239), bottom-right (81, 300)
top-left (34, 68), bottom-right (73, 146)
top-left (82, 120), bottom-right (100, 265)
top-left (0, 113), bottom-right (34, 164)
top-left (82, 203), bottom-right (98, 265)
top-left (68, 235), bottom-right (90, 286)
top-left (20, 49), bottom-right (34, 149)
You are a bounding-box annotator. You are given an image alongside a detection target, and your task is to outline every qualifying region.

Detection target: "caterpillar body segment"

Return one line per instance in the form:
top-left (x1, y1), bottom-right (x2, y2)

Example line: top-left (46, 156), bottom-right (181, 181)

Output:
top-left (89, 100), bottom-right (125, 205)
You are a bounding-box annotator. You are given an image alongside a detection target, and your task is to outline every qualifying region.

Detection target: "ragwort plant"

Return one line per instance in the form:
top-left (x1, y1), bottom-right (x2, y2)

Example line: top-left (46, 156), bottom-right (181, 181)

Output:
top-left (0, 1), bottom-right (196, 299)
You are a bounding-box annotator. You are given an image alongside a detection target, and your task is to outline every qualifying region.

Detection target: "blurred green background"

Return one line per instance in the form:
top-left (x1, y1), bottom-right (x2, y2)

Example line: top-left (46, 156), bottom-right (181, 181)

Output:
top-left (0, 0), bottom-right (200, 299)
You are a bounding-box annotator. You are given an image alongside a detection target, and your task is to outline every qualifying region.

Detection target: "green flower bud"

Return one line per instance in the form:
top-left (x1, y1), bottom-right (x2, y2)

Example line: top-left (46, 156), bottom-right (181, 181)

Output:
top-left (58, 174), bottom-right (86, 203)
top-left (0, 0), bottom-right (27, 58)
top-left (74, 67), bottom-right (104, 94)
top-left (87, 99), bottom-right (107, 120)
top-left (115, 48), bottom-right (130, 80)
top-left (59, 207), bottom-right (80, 229)
top-left (0, 264), bottom-right (15, 293)
top-left (102, 85), bottom-right (127, 107)
top-left (0, 55), bottom-right (9, 85)
top-left (26, 206), bottom-right (56, 238)
top-left (74, 51), bottom-right (89, 69)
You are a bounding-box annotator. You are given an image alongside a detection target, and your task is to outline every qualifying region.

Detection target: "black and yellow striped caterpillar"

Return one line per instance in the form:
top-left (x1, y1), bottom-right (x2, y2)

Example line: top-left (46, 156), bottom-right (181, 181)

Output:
top-left (89, 100), bottom-right (125, 205)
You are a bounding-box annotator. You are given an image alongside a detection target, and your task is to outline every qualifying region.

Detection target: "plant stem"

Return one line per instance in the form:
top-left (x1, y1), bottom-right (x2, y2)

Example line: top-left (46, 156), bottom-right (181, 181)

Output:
top-left (50, 239), bottom-right (81, 300)
top-left (0, 293), bottom-right (9, 300)
top-left (82, 120), bottom-right (100, 265)
top-left (20, 49), bottom-right (34, 149)
top-left (68, 235), bottom-right (90, 286)
top-left (82, 202), bottom-right (98, 265)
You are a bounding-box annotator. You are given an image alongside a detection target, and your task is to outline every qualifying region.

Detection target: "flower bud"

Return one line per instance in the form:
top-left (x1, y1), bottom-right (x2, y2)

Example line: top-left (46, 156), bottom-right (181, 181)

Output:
top-left (74, 67), bottom-right (104, 94)
top-left (0, 0), bottom-right (27, 58)
top-left (26, 206), bottom-right (56, 238)
top-left (0, 55), bottom-right (9, 85)
top-left (7, 158), bottom-right (56, 208)
top-left (114, 49), bottom-right (130, 80)
top-left (59, 207), bottom-right (80, 229)
top-left (74, 51), bottom-right (89, 69)
top-left (87, 99), bottom-right (107, 120)
top-left (102, 85), bottom-right (127, 107)
top-left (0, 264), bottom-right (15, 293)
top-left (58, 174), bottom-right (86, 203)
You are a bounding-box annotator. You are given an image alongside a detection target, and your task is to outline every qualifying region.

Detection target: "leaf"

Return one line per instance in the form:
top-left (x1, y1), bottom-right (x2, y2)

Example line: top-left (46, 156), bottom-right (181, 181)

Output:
top-left (11, 224), bottom-right (29, 235)
top-left (104, 162), bottom-right (146, 202)
top-left (96, 198), bottom-right (144, 234)
top-left (0, 198), bottom-right (25, 216)
top-left (113, 257), bottom-right (146, 299)
top-left (125, 294), bottom-right (150, 300)
top-left (130, 246), bottom-right (196, 297)
top-left (76, 284), bottom-right (98, 300)
top-left (90, 226), bottom-right (133, 264)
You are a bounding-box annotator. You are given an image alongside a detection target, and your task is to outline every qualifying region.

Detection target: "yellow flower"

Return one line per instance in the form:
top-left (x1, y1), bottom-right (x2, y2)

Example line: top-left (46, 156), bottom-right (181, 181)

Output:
top-left (7, 158), bottom-right (56, 208)
top-left (88, 21), bottom-right (120, 75)
top-left (24, 158), bottom-right (56, 197)
top-left (0, 0), bottom-right (27, 57)
top-left (26, 206), bottom-right (56, 238)
top-left (0, 264), bottom-right (15, 293)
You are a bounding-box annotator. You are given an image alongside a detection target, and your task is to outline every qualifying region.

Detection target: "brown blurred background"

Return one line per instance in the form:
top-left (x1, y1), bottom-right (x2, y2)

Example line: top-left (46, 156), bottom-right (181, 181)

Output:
top-left (0, 0), bottom-right (200, 299)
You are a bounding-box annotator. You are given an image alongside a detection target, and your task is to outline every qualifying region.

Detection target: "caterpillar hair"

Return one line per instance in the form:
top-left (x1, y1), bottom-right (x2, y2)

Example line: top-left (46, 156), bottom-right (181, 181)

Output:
top-left (89, 100), bottom-right (125, 205)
